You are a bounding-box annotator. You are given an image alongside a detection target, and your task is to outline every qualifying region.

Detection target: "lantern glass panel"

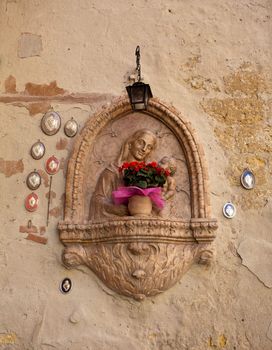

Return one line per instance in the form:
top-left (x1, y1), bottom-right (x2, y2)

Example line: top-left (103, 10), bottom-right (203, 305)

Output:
top-left (132, 84), bottom-right (145, 103)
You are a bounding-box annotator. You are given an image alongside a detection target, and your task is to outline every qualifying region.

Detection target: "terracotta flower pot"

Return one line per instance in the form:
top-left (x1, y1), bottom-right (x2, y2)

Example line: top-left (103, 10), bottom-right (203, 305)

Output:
top-left (128, 195), bottom-right (152, 217)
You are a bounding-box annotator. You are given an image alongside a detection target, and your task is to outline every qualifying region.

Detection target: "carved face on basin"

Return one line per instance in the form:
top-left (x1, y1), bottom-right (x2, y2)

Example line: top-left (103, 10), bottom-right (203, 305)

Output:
top-left (128, 130), bottom-right (156, 161)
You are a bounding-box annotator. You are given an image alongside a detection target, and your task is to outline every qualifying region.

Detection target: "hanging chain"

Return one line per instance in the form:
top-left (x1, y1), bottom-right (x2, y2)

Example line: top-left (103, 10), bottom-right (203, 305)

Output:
top-left (135, 46), bottom-right (141, 82)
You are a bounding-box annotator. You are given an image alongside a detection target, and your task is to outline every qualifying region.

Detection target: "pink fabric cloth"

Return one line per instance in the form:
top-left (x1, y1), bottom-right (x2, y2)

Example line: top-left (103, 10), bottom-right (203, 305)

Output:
top-left (112, 186), bottom-right (165, 209)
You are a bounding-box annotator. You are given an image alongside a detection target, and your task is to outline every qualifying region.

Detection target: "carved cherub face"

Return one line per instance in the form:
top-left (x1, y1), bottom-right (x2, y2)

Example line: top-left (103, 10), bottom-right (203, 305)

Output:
top-left (159, 156), bottom-right (177, 175)
top-left (129, 133), bottom-right (156, 161)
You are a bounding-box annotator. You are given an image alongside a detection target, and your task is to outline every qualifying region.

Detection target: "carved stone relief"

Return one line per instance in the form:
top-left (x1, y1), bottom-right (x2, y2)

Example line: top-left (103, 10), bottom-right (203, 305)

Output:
top-left (58, 96), bottom-right (218, 300)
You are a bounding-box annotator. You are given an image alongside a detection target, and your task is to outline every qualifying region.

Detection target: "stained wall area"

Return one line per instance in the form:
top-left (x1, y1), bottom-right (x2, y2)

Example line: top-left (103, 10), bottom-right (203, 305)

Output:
top-left (0, 1), bottom-right (271, 349)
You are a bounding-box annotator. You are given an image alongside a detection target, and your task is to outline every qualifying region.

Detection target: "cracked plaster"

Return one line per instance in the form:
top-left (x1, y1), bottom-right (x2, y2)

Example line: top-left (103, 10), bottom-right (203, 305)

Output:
top-left (238, 238), bottom-right (272, 288)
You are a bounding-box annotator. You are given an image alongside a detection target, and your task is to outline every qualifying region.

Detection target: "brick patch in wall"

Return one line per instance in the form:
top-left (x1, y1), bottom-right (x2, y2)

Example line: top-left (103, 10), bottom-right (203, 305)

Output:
top-left (27, 101), bottom-right (52, 116)
top-left (19, 224), bottom-right (47, 234)
top-left (45, 191), bottom-right (56, 199)
top-left (19, 225), bottom-right (38, 234)
top-left (49, 206), bottom-right (62, 218)
top-left (26, 233), bottom-right (48, 245)
top-left (39, 226), bottom-right (46, 235)
top-left (56, 138), bottom-right (68, 150)
top-left (4, 75), bottom-right (17, 94)
top-left (0, 158), bottom-right (24, 177)
top-left (24, 80), bottom-right (66, 96)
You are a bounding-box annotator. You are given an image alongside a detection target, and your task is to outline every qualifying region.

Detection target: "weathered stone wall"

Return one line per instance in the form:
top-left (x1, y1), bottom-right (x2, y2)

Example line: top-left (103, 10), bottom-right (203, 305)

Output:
top-left (0, 1), bottom-right (271, 349)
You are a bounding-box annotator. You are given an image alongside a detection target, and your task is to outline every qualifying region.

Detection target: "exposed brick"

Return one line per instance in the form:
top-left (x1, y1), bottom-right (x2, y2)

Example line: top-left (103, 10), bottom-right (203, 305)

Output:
top-left (26, 102), bottom-right (52, 116)
top-left (26, 233), bottom-right (48, 245)
top-left (4, 75), bottom-right (17, 93)
top-left (39, 226), bottom-right (46, 235)
top-left (0, 158), bottom-right (24, 177)
top-left (24, 81), bottom-right (66, 96)
top-left (45, 191), bottom-right (56, 199)
top-left (19, 225), bottom-right (38, 234)
top-left (56, 138), bottom-right (68, 150)
top-left (49, 206), bottom-right (62, 218)
top-left (0, 92), bottom-right (114, 104)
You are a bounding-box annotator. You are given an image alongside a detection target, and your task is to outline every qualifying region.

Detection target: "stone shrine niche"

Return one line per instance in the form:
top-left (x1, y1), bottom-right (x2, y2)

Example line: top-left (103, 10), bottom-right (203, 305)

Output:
top-left (58, 97), bottom-right (218, 301)
top-left (84, 113), bottom-right (191, 221)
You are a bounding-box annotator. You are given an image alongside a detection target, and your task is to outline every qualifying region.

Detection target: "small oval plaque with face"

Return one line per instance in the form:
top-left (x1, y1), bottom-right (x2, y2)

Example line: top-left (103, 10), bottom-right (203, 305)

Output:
top-left (41, 111), bottom-right (61, 136)
top-left (26, 171), bottom-right (41, 190)
top-left (25, 192), bottom-right (39, 212)
top-left (64, 118), bottom-right (78, 138)
top-left (240, 169), bottom-right (255, 190)
top-left (222, 202), bottom-right (236, 219)
top-left (60, 278), bottom-right (72, 294)
top-left (45, 155), bottom-right (60, 175)
top-left (30, 140), bottom-right (45, 160)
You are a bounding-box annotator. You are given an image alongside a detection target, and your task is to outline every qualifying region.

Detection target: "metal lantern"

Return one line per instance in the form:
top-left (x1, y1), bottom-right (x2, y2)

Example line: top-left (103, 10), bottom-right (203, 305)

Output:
top-left (126, 82), bottom-right (153, 111)
top-left (126, 46), bottom-right (153, 111)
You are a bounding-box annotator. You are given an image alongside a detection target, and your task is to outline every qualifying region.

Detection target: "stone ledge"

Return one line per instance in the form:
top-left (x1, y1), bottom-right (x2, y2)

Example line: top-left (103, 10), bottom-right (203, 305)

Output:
top-left (59, 218), bottom-right (217, 244)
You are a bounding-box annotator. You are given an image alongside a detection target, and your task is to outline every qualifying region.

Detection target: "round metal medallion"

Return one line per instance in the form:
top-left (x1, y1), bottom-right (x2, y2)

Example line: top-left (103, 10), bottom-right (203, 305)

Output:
top-left (30, 140), bottom-right (45, 160)
top-left (26, 170), bottom-right (41, 190)
top-left (41, 111), bottom-right (61, 136)
top-left (223, 202), bottom-right (236, 219)
top-left (45, 155), bottom-right (60, 175)
top-left (25, 192), bottom-right (39, 212)
top-left (60, 278), bottom-right (72, 294)
top-left (240, 169), bottom-right (255, 190)
top-left (64, 118), bottom-right (78, 138)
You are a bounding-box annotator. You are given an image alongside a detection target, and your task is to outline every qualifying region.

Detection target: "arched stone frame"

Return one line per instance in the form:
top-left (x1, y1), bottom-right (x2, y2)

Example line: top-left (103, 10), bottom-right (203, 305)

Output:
top-left (59, 96), bottom-right (218, 300)
top-left (64, 96), bottom-right (212, 223)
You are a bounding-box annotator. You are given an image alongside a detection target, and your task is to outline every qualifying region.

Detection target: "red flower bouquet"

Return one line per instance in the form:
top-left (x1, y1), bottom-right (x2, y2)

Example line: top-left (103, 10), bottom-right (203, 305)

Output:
top-left (112, 161), bottom-right (171, 210)
top-left (119, 161), bottom-right (170, 189)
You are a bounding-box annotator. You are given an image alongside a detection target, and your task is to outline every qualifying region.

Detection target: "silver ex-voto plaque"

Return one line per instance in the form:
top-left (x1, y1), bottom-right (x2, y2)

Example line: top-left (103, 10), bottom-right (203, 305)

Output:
top-left (64, 118), bottom-right (78, 138)
top-left (223, 202), bottom-right (236, 219)
top-left (60, 278), bottom-right (72, 294)
top-left (240, 169), bottom-right (255, 190)
top-left (26, 170), bottom-right (41, 190)
top-left (25, 192), bottom-right (39, 212)
top-left (30, 140), bottom-right (45, 160)
top-left (41, 111), bottom-right (61, 136)
top-left (45, 155), bottom-right (60, 175)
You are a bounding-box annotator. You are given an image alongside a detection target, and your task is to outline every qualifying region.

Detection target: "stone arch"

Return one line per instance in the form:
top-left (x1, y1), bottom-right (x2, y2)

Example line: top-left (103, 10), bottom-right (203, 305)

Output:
top-left (64, 96), bottom-right (211, 222)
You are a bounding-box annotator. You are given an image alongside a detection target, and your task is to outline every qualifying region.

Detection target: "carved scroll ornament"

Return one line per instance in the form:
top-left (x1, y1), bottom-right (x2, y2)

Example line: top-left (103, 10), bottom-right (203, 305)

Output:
top-left (58, 96), bottom-right (218, 300)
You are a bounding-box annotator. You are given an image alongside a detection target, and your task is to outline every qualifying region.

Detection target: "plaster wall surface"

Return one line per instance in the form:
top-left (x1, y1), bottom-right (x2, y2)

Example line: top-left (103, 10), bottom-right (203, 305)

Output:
top-left (0, 1), bottom-right (271, 349)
